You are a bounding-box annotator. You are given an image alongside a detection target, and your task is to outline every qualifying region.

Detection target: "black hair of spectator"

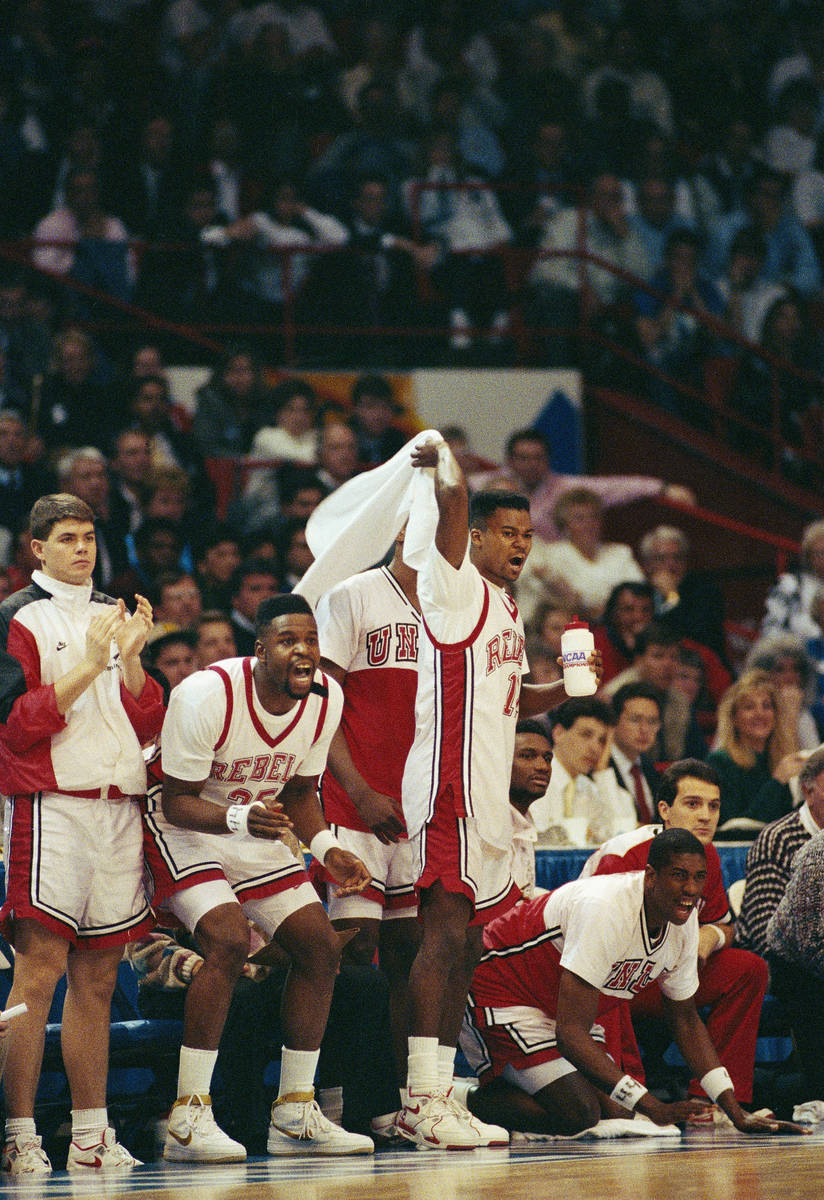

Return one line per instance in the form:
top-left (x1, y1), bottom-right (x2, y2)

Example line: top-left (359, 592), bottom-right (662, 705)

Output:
top-left (352, 373), bottom-right (396, 409)
top-left (634, 619), bottom-right (681, 655)
top-left (193, 522), bottom-right (240, 561)
top-left (255, 593), bottom-right (314, 637)
top-left (550, 696), bottom-right (615, 734)
top-left (277, 465), bottom-right (329, 508)
top-left (270, 377), bottom-right (317, 416)
top-left (515, 718), bottom-right (552, 740)
top-left (656, 758), bottom-right (721, 811)
top-left (611, 680), bottom-right (665, 719)
top-left (144, 627), bottom-right (197, 664)
top-left (505, 427), bottom-right (551, 458)
top-left (470, 490), bottom-right (530, 529)
top-left (133, 516), bottom-right (182, 554)
top-left (231, 556), bottom-right (280, 598)
top-left (648, 825), bottom-right (705, 871)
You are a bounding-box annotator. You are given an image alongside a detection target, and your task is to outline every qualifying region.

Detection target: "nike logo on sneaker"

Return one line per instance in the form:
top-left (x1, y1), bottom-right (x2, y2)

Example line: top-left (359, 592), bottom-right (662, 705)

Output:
top-left (71, 1152), bottom-right (104, 1167)
top-left (56, 641), bottom-right (67, 650)
top-left (167, 1129), bottom-right (193, 1147)
top-left (404, 1103), bottom-right (422, 1116)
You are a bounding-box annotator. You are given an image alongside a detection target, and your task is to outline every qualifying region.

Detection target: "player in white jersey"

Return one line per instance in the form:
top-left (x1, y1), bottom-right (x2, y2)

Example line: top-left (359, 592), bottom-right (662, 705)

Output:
top-left (153, 593), bottom-right (373, 1162)
top-left (459, 828), bottom-right (801, 1137)
top-left (397, 438), bottom-right (601, 1150)
top-left (315, 532), bottom-right (422, 1121)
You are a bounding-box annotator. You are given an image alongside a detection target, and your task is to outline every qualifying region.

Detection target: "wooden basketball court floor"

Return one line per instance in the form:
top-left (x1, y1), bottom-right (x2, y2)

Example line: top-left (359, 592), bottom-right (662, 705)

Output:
top-left (1, 1123), bottom-right (822, 1200)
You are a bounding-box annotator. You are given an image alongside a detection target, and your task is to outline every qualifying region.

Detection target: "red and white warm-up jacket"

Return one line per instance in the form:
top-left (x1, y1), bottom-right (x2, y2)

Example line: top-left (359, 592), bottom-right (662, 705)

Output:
top-left (0, 571), bottom-right (164, 796)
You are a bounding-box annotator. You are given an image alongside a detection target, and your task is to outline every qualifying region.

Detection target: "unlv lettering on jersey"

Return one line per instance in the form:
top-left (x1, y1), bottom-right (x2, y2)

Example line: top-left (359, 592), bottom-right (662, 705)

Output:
top-left (604, 958), bottom-right (658, 993)
top-left (211, 752), bottom-right (296, 785)
top-left (396, 622), bottom-right (418, 662)
top-left (485, 629), bottom-right (525, 674)
top-left (366, 625), bottom-right (391, 666)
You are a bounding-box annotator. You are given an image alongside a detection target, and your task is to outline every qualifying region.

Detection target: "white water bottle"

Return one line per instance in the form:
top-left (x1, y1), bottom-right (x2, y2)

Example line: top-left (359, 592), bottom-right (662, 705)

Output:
top-left (561, 617), bottom-right (596, 696)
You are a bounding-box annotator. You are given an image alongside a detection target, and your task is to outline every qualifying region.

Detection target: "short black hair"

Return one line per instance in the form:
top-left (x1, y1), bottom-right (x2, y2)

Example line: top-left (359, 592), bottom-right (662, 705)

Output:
top-left (352, 373), bottom-right (394, 406)
top-left (635, 619), bottom-right (680, 654)
top-left (648, 826), bottom-right (705, 871)
top-left (469, 490), bottom-right (530, 530)
top-left (551, 696), bottom-right (615, 735)
top-left (656, 759), bottom-right (720, 811)
top-left (516, 718), bottom-right (551, 739)
top-left (612, 681), bottom-right (664, 719)
top-left (255, 593), bottom-right (314, 637)
top-left (231, 556), bottom-right (280, 598)
top-left (505, 428), bottom-right (550, 459)
top-left (277, 465), bottom-right (328, 508)
top-left (145, 628), bottom-right (197, 663)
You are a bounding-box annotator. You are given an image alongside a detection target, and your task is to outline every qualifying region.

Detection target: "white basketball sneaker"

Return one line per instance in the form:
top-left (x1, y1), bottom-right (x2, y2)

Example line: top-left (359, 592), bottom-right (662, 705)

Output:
top-left (2, 1135), bottom-right (52, 1176)
top-left (163, 1094), bottom-right (247, 1163)
top-left (369, 1109), bottom-right (404, 1144)
top-left (268, 1091), bottom-right (374, 1155)
top-left (67, 1126), bottom-right (142, 1170)
top-left (397, 1089), bottom-right (503, 1150)
top-left (443, 1090), bottom-right (509, 1147)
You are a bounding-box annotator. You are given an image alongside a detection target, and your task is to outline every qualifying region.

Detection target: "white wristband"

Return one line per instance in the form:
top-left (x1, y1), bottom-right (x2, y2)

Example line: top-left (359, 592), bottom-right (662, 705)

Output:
top-left (310, 829), bottom-right (340, 864)
top-left (700, 1066), bottom-right (733, 1102)
top-left (708, 924), bottom-right (726, 952)
top-left (609, 1074), bottom-right (648, 1111)
top-left (225, 801), bottom-right (263, 836)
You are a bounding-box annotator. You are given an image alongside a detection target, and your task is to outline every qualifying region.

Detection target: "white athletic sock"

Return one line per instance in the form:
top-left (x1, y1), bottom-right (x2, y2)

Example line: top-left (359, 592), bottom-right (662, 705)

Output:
top-left (407, 1036), bottom-right (439, 1095)
top-left (177, 1046), bottom-right (218, 1099)
top-left (5, 1118), bottom-right (36, 1144)
top-left (437, 1044), bottom-right (456, 1092)
top-left (71, 1109), bottom-right (108, 1145)
top-left (277, 1047), bottom-right (320, 1099)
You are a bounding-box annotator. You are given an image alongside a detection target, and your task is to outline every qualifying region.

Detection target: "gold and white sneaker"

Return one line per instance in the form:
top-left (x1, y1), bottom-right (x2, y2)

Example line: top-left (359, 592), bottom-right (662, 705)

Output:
top-left (163, 1094), bottom-right (246, 1162)
top-left (268, 1091), bottom-right (373, 1155)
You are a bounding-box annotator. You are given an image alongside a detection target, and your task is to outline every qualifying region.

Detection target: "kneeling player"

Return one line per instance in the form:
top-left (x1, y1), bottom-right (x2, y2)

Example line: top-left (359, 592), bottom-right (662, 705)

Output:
top-left (460, 828), bottom-right (801, 1136)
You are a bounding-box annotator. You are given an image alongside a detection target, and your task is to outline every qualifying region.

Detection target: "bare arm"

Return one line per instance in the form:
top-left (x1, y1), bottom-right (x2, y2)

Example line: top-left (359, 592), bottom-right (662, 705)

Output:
top-left (556, 969), bottom-right (708, 1125)
top-left (320, 658), bottom-right (404, 844)
top-left (161, 774), bottom-right (292, 838)
top-left (662, 995), bottom-right (804, 1134)
top-left (411, 437), bottom-right (468, 569)
top-left (280, 773), bottom-right (371, 898)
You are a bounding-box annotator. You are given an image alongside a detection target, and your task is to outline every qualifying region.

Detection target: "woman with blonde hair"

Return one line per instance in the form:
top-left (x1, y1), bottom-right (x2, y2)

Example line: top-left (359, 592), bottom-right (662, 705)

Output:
top-left (708, 669), bottom-right (804, 829)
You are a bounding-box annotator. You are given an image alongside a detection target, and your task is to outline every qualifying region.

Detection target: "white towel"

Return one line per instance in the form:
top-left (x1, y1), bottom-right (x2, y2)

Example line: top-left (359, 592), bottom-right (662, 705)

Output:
top-left (296, 429), bottom-right (446, 608)
top-left (513, 1117), bottom-right (681, 1142)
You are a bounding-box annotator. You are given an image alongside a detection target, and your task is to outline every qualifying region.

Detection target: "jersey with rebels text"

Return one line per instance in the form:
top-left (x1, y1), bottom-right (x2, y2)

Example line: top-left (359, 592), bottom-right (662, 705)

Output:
top-left (580, 824), bottom-right (731, 926)
top-left (161, 657), bottom-right (342, 807)
top-left (402, 547), bottom-right (527, 850)
top-left (470, 872), bottom-right (699, 1018)
top-left (316, 566), bottom-right (419, 831)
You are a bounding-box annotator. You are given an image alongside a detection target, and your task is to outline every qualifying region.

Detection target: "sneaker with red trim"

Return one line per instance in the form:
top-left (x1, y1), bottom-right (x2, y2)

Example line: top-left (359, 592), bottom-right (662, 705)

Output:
top-left (2, 1135), bottom-right (52, 1175)
top-left (370, 1109), bottom-right (405, 1144)
top-left (397, 1089), bottom-right (507, 1150)
top-left (66, 1126), bottom-right (141, 1170)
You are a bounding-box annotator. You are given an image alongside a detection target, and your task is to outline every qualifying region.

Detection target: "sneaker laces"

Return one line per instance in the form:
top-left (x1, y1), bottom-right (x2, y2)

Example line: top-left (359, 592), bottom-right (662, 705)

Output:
top-left (100, 1139), bottom-right (138, 1166)
top-left (6, 1137), bottom-right (50, 1171)
top-left (294, 1098), bottom-right (334, 1139)
top-left (179, 1095), bottom-right (215, 1133)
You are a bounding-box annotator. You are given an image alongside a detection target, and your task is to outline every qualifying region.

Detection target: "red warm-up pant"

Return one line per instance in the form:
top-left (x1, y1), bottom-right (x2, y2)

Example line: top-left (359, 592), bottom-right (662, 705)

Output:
top-left (611, 948), bottom-right (768, 1103)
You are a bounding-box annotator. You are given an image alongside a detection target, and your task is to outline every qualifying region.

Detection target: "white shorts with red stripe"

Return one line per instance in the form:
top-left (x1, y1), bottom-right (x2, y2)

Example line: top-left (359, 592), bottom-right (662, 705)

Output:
top-left (410, 790), bottom-right (520, 926)
top-left (323, 825), bottom-right (418, 921)
top-left (1, 792), bottom-right (152, 947)
top-left (460, 1000), bottom-right (609, 1092)
top-left (143, 800), bottom-right (309, 915)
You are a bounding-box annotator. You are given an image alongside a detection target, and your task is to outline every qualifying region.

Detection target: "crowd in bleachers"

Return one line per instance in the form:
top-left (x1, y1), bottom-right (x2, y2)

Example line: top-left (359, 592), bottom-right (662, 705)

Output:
top-left (4, 0), bottom-right (824, 1164)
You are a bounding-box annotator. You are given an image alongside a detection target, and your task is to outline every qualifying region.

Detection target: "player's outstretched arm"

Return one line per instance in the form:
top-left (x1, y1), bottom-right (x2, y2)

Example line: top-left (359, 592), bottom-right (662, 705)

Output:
top-left (519, 650), bottom-right (604, 717)
top-left (279, 773), bottom-right (371, 896)
top-left (556, 970), bottom-right (709, 1126)
top-left (410, 436), bottom-right (468, 569)
top-left (662, 995), bottom-right (807, 1134)
top-left (325, 726), bottom-right (404, 844)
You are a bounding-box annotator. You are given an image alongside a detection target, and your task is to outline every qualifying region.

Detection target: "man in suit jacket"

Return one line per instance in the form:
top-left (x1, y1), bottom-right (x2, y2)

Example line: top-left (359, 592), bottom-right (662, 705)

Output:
top-left (607, 681), bottom-right (664, 825)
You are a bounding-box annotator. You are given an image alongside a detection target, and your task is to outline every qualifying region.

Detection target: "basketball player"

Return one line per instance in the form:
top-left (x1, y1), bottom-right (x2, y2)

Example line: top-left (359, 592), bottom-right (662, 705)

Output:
top-left (148, 593), bottom-right (373, 1161)
top-left (315, 529), bottom-right (422, 1126)
top-left (0, 493), bottom-right (163, 1175)
top-left (460, 828), bottom-right (800, 1136)
top-left (581, 759), bottom-right (768, 1107)
top-left (397, 437), bottom-right (596, 1150)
